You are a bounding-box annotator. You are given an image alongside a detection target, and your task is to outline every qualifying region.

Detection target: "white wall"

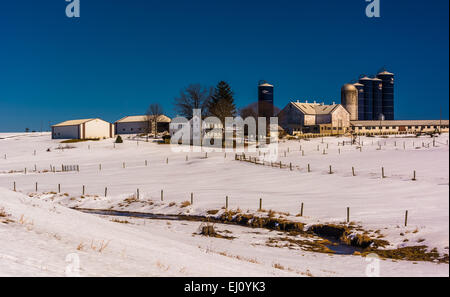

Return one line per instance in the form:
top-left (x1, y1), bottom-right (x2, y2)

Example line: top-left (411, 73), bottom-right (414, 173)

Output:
top-left (84, 119), bottom-right (113, 139)
top-left (52, 125), bottom-right (79, 139)
top-left (115, 122), bottom-right (149, 134)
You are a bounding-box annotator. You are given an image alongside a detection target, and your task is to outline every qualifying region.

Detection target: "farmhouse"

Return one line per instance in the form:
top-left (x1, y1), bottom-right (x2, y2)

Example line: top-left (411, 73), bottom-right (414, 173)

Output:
top-left (115, 115), bottom-right (171, 135)
top-left (52, 118), bottom-right (114, 139)
top-left (278, 101), bottom-right (350, 135)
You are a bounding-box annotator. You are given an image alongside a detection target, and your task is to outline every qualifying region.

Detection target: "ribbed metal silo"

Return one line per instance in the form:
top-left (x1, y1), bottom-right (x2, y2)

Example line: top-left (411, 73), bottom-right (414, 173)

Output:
top-left (358, 76), bottom-right (373, 121)
top-left (353, 82), bottom-right (365, 120)
top-left (258, 81), bottom-right (274, 119)
top-left (377, 70), bottom-right (394, 120)
top-left (341, 84), bottom-right (358, 121)
top-left (372, 77), bottom-right (383, 120)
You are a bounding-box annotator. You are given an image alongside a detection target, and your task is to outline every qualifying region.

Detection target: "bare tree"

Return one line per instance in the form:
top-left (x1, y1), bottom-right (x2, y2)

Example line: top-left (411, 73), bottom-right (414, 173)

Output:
top-left (146, 103), bottom-right (164, 135)
top-left (239, 102), bottom-right (258, 120)
top-left (174, 84), bottom-right (212, 119)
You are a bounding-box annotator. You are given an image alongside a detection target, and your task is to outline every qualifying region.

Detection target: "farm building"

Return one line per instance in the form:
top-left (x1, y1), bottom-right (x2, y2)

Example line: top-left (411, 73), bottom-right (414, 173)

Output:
top-left (278, 101), bottom-right (350, 135)
top-left (350, 120), bottom-right (450, 135)
top-left (52, 118), bottom-right (114, 139)
top-left (115, 115), bottom-right (171, 135)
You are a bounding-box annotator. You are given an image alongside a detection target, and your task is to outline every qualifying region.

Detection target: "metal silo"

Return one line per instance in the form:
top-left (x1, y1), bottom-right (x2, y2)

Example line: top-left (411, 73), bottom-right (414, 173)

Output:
top-left (377, 70), bottom-right (394, 120)
top-left (353, 82), bottom-right (365, 120)
top-left (372, 77), bottom-right (383, 120)
top-left (341, 84), bottom-right (358, 121)
top-left (358, 76), bottom-right (373, 121)
top-left (258, 81), bottom-right (274, 119)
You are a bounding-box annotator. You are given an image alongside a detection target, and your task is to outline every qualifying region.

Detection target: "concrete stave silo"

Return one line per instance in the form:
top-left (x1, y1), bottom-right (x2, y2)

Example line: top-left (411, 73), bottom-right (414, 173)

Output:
top-left (372, 77), bottom-right (383, 120)
top-left (359, 76), bottom-right (373, 121)
top-left (377, 70), bottom-right (395, 120)
top-left (353, 82), bottom-right (365, 121)
top-left (341, 84), bottom-right (358, 120)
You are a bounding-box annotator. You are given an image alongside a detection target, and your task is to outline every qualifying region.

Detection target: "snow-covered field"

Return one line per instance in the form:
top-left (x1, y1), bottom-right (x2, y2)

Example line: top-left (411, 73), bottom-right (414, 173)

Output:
top-left (0, 132), bottom-right (448, 276)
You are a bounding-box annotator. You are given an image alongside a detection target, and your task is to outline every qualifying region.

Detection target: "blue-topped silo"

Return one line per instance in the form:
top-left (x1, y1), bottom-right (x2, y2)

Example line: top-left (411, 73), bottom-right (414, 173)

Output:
top-left (372, 77), bottom-right (383, 120)
top-left (359, 76), bottom-right (373, 121)
top-left (258, 81), bottom-right (274, 119)
top-left (353, 82), bottom-right (365, 120)
top-left (377, 70), bottom-right (395, 120)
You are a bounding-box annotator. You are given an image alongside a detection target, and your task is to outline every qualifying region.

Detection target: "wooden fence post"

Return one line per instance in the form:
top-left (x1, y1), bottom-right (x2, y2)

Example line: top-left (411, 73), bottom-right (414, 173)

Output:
top-left (190, 192), bottom-right (193, 205)
top-left (137, 188), bottom-right (140, 200)
top-left (382, 167), bottom-right (385, 178)
top-left (13, 181), bottom-right (16, 192)
top-left (259, 198), bottom-right (262, 211)
top-left (405, 210), bottom-right (408, 227)
top-left (226, 196), bottom-right (228, 209)
top-left (35, 182), bottom-right (38, 192)
top-left (329, 165), bottom-right (333, 174)
top-left (307, 164), bottom-right (310, 172)
top-left (412, 170), bottom-right (416, 181)
top-left (105, 187), bottom-right (107, 197)
top-left (161, 189), bottom-right (164, 201)
top-left (347, 207), bottom-right (350, 223)
top-left (352, 166), bottom-right (355, 176)
top-left (58, 184), bottom-right (61, 193)
top-left (82, 185), bottom-right (85, 196)
top-left (300, 202), bottom-right (304, 217)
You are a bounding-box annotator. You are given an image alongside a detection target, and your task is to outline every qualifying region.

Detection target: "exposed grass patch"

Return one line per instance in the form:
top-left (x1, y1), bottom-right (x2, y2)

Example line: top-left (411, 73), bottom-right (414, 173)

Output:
top-left (60, 138), bottom-right (100, 143)
top-left (180, 201), bottom-right (191, 208)
top-left (266, 237), bottom-right (334, 254)
top-left (363, 246), bottom-right (448, 263)
top-left (110, 218), bottom-right (131, 224)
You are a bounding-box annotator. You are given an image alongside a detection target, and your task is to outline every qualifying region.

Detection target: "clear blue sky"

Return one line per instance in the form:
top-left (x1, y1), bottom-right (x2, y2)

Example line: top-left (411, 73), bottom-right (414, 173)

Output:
top-left (0, 0), bottom-right (448, 132)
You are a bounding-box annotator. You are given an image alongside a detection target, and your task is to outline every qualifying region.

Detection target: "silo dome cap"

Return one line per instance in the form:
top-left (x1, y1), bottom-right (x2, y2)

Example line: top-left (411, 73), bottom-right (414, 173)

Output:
top-left (359, 76), bottom-right (372, 80)
top-left (342, 84), bottom-right (357, 91)
top-left (377, 70), bottom-right (394, 76)
top-left (259, 83), bottom-right (273, 87)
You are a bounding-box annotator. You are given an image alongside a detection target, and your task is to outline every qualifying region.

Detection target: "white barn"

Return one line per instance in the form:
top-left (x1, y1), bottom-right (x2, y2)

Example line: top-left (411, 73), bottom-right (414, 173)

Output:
top-left (52, 118), bottom-right (114, 139)
top-left (114, 115), bottom-right (171, 135)
top-left (278, 101), bottom-right (350, 134)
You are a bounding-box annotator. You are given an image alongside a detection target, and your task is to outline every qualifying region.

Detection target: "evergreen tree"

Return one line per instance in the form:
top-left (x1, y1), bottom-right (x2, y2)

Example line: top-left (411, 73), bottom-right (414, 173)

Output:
top-left (208, 81), bottom-right (237, 124)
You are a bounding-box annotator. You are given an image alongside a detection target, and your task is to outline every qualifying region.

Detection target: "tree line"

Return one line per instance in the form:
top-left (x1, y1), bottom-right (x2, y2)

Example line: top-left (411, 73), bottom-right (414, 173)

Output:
top-left (146, 81), bottom-right (243, 134)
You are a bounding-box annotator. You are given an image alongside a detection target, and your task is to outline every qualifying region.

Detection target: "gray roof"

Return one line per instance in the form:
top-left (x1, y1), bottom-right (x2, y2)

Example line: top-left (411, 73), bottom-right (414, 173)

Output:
top-left (290, 102), bottom-right (341, 115)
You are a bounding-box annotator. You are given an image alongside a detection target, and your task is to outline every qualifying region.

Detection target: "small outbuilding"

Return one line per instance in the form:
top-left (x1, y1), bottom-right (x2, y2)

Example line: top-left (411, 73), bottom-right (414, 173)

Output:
top-left (52, 118), bottom-right (114, 139)
top-left (114, 115), bottom-right (171, 135)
